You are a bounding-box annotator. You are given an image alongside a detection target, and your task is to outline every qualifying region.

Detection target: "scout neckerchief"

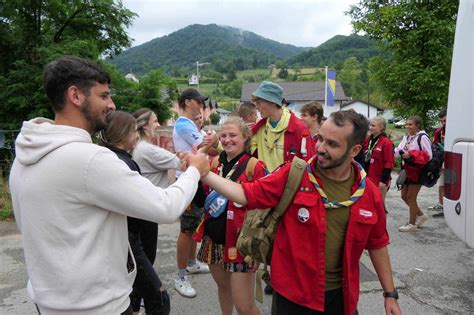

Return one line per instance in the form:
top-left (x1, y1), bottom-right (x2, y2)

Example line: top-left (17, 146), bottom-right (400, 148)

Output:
top-left (403, 133), bottom-right (418, 152)
top-left (366, 134), bottom-right (381, 155)
top-left (263, 125), bottom-right (285, 152)
top-left (306, 156), bottom-right (366, 209)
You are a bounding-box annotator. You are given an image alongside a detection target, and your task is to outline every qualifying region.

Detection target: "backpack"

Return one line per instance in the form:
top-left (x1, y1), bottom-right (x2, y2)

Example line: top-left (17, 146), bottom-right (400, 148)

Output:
top-left (417, 134), bottom-right (444, 187)
top-left (236, 156), bottom-right (307, 302)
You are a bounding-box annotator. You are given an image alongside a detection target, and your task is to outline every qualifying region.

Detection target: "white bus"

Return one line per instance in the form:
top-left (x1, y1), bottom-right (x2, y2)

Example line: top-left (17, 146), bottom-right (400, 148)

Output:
top-left (444, 0), bottom-right (473, 248)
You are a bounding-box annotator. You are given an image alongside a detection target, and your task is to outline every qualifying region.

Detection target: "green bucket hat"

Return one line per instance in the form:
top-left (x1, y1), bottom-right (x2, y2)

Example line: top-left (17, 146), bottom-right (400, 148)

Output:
top-left (251, 81), bottom-right (283, 106)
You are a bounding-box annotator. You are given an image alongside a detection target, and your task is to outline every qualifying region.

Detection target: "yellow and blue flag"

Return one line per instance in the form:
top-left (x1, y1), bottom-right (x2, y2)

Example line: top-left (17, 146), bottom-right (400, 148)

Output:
top-left (325, 68), bottom-right (336, 107)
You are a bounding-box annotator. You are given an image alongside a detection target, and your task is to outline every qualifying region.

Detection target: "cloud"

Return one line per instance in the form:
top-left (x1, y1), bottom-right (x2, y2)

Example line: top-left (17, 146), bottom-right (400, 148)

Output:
top-left (122, 0), bottom-right (356, 48)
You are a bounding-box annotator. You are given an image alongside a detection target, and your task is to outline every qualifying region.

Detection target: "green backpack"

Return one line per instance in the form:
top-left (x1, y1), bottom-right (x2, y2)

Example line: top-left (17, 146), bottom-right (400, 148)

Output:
top-left (236, 156), bottom-right (307, 302)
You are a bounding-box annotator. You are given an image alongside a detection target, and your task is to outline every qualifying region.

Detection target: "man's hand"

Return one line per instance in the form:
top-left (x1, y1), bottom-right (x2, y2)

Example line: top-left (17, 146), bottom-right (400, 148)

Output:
top-left (176, 151), bottom-right (189, 171)
top-left (202, 129), bottom-right (219, 148)
top-left (249, 259), bottom-right (261, 273)
top-left (186, 152), bottom-right (210, 177)
top-left (384, 298), bottom-right (402, 315)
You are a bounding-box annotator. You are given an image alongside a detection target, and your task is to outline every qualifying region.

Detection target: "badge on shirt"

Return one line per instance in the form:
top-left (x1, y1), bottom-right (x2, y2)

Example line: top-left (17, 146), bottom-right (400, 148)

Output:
top-left (298, 207), bottom-right (310, 223)
top-left (228, 247), bottom-right (238, 260)
top-left (227, 210), bottom-right (234, 220)
top-left (359, 209), bottom-right (373, 218)
top-left (233, 202), bottom-right (243, 208)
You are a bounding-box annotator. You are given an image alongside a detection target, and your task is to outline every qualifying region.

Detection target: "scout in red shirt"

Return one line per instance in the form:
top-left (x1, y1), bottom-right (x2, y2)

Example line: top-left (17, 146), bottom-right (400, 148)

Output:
top-left (202, 110), bottom-right (402, 315)
top-left (300, 101), bottom-right (324, 147)
top-left (362, 116), bottom-right (395, 201)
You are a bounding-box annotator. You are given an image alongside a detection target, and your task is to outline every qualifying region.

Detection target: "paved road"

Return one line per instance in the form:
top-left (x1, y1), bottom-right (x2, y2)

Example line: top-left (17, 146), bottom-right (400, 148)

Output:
top-left (1, 179), bottom-right (473, 314)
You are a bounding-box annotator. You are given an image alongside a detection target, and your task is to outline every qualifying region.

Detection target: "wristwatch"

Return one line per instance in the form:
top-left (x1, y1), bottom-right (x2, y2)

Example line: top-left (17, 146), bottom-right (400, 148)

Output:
top-left (383, 290), bottom-right (399, 300)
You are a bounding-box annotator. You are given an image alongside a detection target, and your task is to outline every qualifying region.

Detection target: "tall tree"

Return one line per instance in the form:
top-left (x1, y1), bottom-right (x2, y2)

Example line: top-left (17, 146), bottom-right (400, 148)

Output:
top-left (348, 0), bottom-right (458, 124)
top-left (0, 0), bottom-right (137, 129)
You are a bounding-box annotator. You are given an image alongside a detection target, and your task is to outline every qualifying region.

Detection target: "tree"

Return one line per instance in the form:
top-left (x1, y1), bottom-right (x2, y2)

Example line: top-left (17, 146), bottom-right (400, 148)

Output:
top-left (209, 112), bottom-right (221, 125)
top-left (278, 68), bottom-right (289, 79)
top-left (348, 1), bottom-right (458, 124)
top-left (133, 70), bottom-right (178, 125)
top-left (0, 0), bottom-right (137, 129)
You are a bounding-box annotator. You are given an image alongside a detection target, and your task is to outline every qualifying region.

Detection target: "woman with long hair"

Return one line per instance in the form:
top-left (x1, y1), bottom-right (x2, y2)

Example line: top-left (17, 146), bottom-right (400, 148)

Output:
top-left (395, 116), bottom-right (432, 232)
top-left (195, 117), bottom-right (266, 315)
top-left (362, 116), bottom-right (394, 201)
top-left (98, 110), bottom-right (171, 315)
top-left (130, 108), bottom-right (186, 314)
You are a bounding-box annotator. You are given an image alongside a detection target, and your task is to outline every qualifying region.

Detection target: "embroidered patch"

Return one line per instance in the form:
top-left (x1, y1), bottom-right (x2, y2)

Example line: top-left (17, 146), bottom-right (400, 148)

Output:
top-left (359, 209), bottom-right (373, 218)
top-left (227, 210), bottom-right (234, 220)
top-left (298, 208), bottom-right (310, 223)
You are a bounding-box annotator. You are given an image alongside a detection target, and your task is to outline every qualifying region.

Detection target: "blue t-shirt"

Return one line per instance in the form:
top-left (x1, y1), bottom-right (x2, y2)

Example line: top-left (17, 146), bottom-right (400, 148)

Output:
top-left (173, 117), bottom-right (202, 177)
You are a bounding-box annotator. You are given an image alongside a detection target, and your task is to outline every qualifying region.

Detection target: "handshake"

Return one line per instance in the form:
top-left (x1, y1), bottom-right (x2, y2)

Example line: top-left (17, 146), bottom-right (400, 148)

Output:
top-left (176, 146), bottom-right (211, 177)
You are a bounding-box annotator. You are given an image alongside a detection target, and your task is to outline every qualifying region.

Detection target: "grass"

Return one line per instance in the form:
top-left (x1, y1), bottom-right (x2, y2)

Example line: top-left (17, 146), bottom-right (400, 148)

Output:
top-left (0, 173), bottom-right (13, 220)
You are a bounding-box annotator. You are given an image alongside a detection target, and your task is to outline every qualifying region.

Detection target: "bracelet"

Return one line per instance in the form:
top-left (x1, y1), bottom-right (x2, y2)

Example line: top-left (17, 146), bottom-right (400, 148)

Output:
top-left (383, 290), bottom-right (399, 300)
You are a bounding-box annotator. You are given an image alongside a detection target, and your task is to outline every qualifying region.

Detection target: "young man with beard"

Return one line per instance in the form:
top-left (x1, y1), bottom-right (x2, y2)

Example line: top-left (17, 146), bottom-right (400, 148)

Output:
top-left (202, 110), bottom-right (402, 315)
top-left (9, 56), bottom-right (210, 314)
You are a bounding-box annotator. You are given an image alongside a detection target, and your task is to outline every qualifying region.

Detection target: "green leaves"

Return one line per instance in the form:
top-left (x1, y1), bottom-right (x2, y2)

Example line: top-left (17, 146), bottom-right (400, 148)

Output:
top-left (348, 0), bottom-right (458, 127)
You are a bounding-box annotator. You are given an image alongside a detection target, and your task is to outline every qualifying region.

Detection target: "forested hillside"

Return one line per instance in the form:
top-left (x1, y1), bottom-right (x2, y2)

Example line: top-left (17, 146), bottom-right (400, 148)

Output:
top-left (109, 24), bottom-right (306, 74)
top-left (287, 34), bottom-right (380, 67)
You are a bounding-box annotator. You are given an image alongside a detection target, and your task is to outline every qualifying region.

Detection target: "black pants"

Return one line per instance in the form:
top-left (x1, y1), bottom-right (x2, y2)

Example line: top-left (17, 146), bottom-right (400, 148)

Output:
top-left (129, 223), bottom-right (170, 315)
top-left (275, 288), bottom-right (358, 315)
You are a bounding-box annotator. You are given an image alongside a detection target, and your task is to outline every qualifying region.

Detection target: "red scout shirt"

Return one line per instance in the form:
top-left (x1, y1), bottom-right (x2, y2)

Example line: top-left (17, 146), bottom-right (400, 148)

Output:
top-left (252, 112), bottom-right (316, 162)
top-left (242, 161), bottom-right (390, 315)
top-left (362, 135), bottom-right (395, 186)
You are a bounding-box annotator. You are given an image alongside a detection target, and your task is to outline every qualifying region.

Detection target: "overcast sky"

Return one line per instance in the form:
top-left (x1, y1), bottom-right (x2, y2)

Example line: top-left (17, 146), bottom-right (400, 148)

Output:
top-left (122, 0), bottom-right (359, 48)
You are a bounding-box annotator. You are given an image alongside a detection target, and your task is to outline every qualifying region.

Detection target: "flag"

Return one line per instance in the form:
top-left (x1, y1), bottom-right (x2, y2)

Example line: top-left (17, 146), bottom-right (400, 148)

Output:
top-left (325, 67), bottom-right (336, 107)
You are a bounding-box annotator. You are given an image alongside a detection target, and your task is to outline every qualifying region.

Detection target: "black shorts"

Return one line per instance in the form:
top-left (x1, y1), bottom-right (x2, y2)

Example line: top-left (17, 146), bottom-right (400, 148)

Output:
top-left (180, 202), bottom-right (204, 233)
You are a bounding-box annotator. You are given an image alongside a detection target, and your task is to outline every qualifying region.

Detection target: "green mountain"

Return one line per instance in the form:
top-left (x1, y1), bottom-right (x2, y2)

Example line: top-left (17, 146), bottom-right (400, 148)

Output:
top-left (287, 34), bottom-right (380, 67)
top-left (109, 24), bottom-right (306, 74)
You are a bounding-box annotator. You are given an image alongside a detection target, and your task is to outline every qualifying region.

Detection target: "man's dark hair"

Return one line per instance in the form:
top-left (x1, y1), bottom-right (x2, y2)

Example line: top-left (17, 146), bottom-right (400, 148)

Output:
top-left (43, 56), bottom-right (111, 113)
top-left (330, 110), bottom-right (369, 147)
top-left (301, 101), bottom-right (324, 124)
top-left (438, 109), bottom-right (447, 118)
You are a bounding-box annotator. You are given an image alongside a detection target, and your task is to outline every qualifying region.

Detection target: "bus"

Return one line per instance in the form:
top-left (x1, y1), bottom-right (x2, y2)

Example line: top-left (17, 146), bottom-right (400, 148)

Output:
top-left (443, 0), bottom-right (473, 248)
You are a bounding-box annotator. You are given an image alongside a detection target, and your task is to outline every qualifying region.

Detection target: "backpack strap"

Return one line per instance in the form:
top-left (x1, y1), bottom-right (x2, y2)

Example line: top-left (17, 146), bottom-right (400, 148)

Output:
top-left (245, 157), bottom-right (259, 181)
top-left (416, 133), bottom-right (429, 151)
top-left (273, 156), bottom-right (307, 219)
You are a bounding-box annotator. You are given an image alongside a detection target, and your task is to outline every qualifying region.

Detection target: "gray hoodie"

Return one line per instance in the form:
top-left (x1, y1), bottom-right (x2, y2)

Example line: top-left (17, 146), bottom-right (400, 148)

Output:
top-left (9, 118), bottom-right (199, 314)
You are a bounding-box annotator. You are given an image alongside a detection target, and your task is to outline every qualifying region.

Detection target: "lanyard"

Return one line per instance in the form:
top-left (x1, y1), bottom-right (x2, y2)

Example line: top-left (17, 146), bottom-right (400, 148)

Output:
top-left (306, 157), bottom-right (367, 209)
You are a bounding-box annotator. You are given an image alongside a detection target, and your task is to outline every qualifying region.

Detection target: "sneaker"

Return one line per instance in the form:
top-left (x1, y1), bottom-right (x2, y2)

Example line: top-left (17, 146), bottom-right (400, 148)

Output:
top-left (186, 261), bottom-right (210, 274)
top-left (399, 223), bottom-right (417, 232)
top-left (416, 214), bottom-right (429, 227)
top-left (428, 204), bottom-right (443, 211)
top-left (174, 277), bottom-right (196, 298)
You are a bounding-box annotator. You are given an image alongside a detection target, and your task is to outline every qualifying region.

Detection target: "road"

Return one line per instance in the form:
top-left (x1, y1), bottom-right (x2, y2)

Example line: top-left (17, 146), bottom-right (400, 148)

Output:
top-left (1, 180), bottom-right (473, 314)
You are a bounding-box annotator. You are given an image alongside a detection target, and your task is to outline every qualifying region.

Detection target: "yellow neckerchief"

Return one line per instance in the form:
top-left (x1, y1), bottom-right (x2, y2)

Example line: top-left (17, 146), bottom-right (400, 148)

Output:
top-left (306, 156), bottom-right (367, 209)
top-left (253, 107), bottom-right (290, 172)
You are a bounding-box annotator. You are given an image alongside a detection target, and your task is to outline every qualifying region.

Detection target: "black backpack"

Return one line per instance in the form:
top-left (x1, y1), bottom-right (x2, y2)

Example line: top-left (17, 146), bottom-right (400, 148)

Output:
top-left (417, 133), bottom-right (444, 187)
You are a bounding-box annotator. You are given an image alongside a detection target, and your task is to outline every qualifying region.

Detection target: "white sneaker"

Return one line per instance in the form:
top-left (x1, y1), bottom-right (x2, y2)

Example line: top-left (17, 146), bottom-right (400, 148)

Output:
top-left (416, 214), bottom-right (429, 227)
top-left (186, 261), bottom-right (210, 274)
top-left (174, 277), bottom-right (196, 298)
top-left (399, 223), bottom-right (417, 232)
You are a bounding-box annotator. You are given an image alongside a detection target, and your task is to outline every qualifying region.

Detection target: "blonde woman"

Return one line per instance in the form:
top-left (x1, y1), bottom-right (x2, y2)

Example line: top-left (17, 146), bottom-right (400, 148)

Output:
top-left (196, 117), bottom-right (266, 315)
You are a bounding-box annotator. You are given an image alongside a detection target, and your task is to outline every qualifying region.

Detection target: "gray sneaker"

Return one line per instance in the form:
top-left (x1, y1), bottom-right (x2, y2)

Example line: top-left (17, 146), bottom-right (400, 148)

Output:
top-left (428, 204), bottom-right (443, 211)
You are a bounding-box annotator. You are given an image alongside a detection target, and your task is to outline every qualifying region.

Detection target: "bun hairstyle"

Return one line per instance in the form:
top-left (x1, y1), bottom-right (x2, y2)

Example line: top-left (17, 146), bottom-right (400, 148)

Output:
top-left (133, 108), bottom-right (154, 139)
top-left (98, 111), bottom-right (136, 147)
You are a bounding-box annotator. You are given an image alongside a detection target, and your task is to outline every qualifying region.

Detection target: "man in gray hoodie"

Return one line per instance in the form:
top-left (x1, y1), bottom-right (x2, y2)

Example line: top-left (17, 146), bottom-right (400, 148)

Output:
top-left (9, 56), bottom-right (209, 314)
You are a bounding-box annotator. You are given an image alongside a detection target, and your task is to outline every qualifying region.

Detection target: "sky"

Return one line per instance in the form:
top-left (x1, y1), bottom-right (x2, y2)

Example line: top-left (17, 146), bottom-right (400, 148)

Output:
top-left (121, 0), bottom-right (359, 48)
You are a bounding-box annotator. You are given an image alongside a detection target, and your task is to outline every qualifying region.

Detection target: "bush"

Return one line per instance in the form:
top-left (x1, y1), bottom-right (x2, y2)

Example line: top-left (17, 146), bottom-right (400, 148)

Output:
top-left (0, 173), bottom-right (13, 220)
top-left (209, 112), bottom-right (221, 125)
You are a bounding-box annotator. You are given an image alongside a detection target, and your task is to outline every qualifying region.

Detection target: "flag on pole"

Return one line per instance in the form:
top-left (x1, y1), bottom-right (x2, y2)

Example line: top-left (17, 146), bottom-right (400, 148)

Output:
top-left (325, 67), bottom-right (336, 107)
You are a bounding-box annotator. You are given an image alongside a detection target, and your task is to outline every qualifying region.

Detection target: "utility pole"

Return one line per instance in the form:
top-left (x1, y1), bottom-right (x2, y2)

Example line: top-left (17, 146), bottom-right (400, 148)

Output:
top-left (196, 61), bottom-right (210, 91)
